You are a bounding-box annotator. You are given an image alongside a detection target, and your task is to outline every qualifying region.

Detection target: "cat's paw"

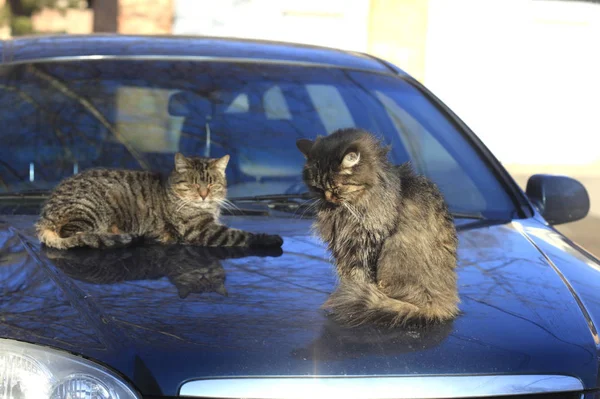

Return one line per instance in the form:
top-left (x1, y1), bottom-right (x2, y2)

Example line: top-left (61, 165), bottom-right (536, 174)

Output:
top-left (249, 233), bottom-right (284, 248)
top-left (247, 246), bottom-right (284, 258)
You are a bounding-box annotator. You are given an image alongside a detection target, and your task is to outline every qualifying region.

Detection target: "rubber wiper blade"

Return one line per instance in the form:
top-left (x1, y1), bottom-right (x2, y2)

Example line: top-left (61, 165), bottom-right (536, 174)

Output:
top-left (230, 193), bottom-right (318, 217)
top-left (221, 208), bottom-right (270, 216)
top-left (231, 197), bottom-right (487, 220)
top-left (0, 189), bottom-right (51, 198)
top-left (230, 193), bottom-right (315, 202)
top-left (451, 211), bottom-right (486, 220)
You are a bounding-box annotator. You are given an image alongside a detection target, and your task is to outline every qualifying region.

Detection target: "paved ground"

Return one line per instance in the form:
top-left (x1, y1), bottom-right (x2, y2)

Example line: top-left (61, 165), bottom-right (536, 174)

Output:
top-left (512, 173), bottom-right (600, 257)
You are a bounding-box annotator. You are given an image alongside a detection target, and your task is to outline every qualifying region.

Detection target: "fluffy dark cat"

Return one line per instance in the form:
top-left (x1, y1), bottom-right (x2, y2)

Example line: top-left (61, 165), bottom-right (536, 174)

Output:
top-left (37, 153), bottom-right (283, 250)
top-left (296, 128), bottom-right (459, 327)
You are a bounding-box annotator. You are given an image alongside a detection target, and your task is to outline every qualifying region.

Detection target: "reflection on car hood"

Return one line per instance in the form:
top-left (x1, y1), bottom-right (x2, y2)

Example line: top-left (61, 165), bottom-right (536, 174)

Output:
top-left (0, 214), bottom-right (599, 396)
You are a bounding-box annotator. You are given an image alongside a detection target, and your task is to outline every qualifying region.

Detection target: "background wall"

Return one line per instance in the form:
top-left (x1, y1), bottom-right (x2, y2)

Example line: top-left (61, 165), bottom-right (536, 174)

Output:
top-left (173, 0), bottom-right (370, 52)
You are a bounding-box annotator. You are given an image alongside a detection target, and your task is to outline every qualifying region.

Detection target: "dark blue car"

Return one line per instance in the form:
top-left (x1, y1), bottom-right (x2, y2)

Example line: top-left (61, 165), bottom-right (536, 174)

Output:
top-left (0, 34), bottom-right (597, 399)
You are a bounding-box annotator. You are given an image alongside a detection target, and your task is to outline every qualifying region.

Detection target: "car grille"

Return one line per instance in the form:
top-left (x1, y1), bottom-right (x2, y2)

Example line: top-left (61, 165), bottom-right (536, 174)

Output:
top-left (143, 393), bottom-right (584, 399)
top-left (175, 375), bottom-right (585, 399)
top-left (458, 394), bottom-right (582, 399)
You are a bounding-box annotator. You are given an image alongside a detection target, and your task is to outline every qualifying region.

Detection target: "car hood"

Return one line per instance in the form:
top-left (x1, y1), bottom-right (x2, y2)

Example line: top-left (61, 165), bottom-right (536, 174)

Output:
top-left (0, 214), bottom-right (598, 396)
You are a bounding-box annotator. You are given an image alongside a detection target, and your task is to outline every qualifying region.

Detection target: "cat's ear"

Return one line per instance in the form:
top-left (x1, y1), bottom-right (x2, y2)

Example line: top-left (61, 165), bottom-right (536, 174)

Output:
top-left (174, 153), bottom-right (189, 172)
top-left (211, 155), bottom-right (230, 174)
top-left (215, 283), bottom-right (228, 297)
top-left (382, 144), bottom-right (392, 156)
top-left (296, 139), bottom-right (314, 159)
top-left (341, 151), bottom-right (360, 169)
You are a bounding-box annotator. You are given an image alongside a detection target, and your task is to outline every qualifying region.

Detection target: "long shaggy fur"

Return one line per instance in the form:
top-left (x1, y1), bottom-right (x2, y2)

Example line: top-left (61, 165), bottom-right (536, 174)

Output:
top-left (324, 282), bottom-right (458, 328)
top-left (297, 128), bottom-right (459, 328)
top-left (36, 153), bottom-right (283, 250)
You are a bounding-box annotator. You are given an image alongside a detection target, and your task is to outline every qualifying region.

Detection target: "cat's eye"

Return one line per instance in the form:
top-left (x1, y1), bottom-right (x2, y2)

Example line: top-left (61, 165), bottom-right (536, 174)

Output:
top-left (341, 151), bottom-right (360, 168)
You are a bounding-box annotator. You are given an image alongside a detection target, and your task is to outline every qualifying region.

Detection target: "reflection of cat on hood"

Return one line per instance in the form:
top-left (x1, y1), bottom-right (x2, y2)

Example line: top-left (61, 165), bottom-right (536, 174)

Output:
top-left (291, 317), bottom-right (454, 361)
top-left (166, 252), bottom-right (227, 299)
top-left (44, 245), bottom-right (283, 299)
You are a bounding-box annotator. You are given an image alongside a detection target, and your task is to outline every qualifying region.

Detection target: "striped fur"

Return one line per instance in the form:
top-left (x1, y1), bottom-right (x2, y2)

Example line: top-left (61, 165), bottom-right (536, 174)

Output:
top-left (36, 153), bottom-right (283, 250)
top-left (297, 128), bottom-right (459, 328)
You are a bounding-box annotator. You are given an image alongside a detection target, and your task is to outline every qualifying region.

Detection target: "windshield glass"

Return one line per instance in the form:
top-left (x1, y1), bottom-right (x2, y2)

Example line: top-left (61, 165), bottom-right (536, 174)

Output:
top-left (0, 60), bottom-right (515, 218)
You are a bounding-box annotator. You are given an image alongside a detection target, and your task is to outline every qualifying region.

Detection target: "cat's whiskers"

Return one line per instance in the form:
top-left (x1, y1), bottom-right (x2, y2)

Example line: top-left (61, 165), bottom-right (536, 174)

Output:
top-left (295, 197), bottom-right (320, 219)
top-left (343, 202), bottom-right (362, 224)
top-left (220, 199), bottom-right (243, 215)
top-left (176, 198), bottom-right (194, 213)
top-left (306, 198), bottom-right (322, 217)
top-left (217, 202), bottom-right (235, 214)
top-left (215, 199), bottom-right (238, 215)
top-left (297, 201), bottom-right (315, 219)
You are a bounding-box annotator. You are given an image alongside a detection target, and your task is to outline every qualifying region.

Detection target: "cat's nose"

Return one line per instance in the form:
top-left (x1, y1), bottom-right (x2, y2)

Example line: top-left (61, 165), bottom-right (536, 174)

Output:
top-left (199, 188), bottom-right (209, 200)
top-left (324, 190), bottom-right (336, 203)
top-left (324, 190), bottom-right (341, 204)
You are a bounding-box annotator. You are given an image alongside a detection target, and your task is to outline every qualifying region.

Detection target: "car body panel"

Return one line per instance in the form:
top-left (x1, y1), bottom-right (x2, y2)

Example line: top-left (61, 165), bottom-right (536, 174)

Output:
top-left (1, 34), bottom-right (598, 398)
top-left (0, 35), bottom-right (390, 73)
top-left (1, 214), bottom-right (599, 396)
top-left (522, 222), bottom-right (600, 342)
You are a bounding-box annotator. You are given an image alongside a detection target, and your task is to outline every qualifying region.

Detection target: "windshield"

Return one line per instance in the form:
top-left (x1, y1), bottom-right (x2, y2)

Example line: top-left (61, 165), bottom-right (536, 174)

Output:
top-left (0, 60), bottom-right (516, 218)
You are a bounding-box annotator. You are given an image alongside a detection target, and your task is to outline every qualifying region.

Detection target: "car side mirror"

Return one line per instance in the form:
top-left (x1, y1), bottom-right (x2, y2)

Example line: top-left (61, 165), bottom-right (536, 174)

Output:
top-left (526, 174), bottom-right (590, 225)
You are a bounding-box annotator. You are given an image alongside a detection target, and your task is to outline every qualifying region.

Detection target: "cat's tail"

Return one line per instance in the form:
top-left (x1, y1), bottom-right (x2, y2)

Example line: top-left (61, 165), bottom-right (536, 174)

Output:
top-left (37, 225), bottom-right (138, 250)
top-left (323, 281), bottom-right (458, 328)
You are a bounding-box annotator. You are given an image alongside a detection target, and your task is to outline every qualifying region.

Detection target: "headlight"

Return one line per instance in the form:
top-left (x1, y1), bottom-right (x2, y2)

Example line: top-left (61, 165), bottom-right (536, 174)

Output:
top-left (0, 339), bottom-right (140, 399)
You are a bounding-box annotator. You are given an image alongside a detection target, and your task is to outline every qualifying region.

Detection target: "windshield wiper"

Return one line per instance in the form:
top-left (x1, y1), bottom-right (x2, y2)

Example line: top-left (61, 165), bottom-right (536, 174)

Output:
top-left (232, 196), bottom-right (489, 220)
top-left (0, 189), bottom-right (51, 199)
top-left (230, 193), bottom-right (317, 217)
top-left (451, 212), bottom-right (486, 220)
top-left (221, 208), bottom-right (270, 216)
top-left (230, 193), bottom-right (315, 203)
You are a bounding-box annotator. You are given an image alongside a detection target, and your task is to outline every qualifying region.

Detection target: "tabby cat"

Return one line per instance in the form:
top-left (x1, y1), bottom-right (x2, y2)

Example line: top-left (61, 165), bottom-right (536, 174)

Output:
top-left (296, 128), bottom-right (459, 327)
top-left (36, 153), bottom-right (283, 250)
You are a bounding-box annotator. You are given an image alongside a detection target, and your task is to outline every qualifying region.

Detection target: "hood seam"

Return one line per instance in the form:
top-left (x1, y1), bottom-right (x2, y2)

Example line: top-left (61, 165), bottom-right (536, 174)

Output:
top-left (512, 221), bottom-right (600, 346)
